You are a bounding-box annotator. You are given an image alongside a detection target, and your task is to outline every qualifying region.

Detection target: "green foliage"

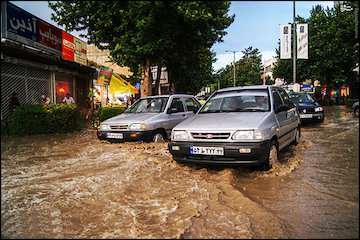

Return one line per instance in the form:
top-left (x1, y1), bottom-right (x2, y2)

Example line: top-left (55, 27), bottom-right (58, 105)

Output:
top-left (99, 106), bottom-right (126, 122)
top-left (48, 1), bottom-right (234, 94)
top-left (7, 104), bottom-right (85, 136)
top-left (273, 5), bottom-right (358, 86)
top-left (214, 46), bottom-right (262, 88)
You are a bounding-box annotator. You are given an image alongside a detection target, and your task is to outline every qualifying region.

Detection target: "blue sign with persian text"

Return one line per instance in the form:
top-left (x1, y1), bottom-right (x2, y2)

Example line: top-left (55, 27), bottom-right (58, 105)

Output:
top-left (7, 2), bottom-right (39, 42)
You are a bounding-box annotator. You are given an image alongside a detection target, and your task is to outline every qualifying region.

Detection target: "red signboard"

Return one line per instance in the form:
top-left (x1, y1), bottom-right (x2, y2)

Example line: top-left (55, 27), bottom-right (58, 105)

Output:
top-left (37, 20), bottom-right (62, 51)
top-left (61, 31), bottom-right (75, 62)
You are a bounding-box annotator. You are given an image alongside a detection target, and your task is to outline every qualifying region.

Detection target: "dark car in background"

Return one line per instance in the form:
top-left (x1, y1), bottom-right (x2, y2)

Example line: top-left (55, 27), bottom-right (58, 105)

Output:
top-left (289, 92), bottom-right (324, 122)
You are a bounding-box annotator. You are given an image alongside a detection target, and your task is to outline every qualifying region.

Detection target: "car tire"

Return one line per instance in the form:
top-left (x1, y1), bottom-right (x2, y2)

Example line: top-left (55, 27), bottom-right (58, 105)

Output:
top-left (292, 127), bottom-right (301, 145)
top-left (263, 141), bottom-right (278, 171)
top-left (152, 131), bottom-right (165, 143)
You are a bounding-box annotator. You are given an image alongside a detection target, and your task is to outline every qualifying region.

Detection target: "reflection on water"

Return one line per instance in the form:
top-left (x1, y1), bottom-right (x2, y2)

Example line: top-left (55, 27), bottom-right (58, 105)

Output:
top-left (1, 106), bottom-right (358, 238)
top-left (234, 106), bottom-right (359, 238)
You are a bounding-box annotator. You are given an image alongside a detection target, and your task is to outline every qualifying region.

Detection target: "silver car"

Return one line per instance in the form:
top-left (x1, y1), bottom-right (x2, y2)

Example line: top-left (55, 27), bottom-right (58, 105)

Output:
top-left (168, 85), bottom-right (301, 170)
top-left (97, 94), bottom-right (201, 142)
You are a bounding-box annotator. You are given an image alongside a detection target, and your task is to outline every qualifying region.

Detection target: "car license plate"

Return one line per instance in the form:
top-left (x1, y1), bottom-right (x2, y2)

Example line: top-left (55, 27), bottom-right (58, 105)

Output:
top-left (190, 146), bottom-right (224, 156)
top-left (107, 133), bottom-right (123, 139)
top-left (300, 114), bottom-right (313, 118)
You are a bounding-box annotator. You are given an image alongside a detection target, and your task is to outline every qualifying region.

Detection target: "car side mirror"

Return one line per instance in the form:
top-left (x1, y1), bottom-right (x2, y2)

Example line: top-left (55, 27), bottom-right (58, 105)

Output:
top-left (167, 108), bottom-right (177, 114)
top-left (275, 104), bottom-right (289, 113)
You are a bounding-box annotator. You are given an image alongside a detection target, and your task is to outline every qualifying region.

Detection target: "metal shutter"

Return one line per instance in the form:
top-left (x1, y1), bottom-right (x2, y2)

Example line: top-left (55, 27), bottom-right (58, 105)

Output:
top-left (1, 62), bottom-right (51, 119)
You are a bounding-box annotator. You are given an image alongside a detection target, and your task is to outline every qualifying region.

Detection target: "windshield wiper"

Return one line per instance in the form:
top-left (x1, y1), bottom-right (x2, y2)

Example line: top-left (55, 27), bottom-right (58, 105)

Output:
top-left (233, 108), bottom-right (267, 112)
top-left (199, 110), bottom-right (222, 113)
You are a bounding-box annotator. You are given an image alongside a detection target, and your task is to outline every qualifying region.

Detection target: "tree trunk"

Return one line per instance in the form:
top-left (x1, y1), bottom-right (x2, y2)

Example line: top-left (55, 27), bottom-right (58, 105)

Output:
top-left (141, 59), bottom-right (152, 97)
top-left (154, 65), bottom-right (162, 95)
top-left (168, 68), bottom-right (175, 94)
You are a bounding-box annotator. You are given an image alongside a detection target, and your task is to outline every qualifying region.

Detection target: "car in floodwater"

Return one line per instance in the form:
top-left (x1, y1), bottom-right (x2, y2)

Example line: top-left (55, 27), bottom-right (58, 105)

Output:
top-left (288, 92), bottom-right (324, 122)
top-left (97, 94), bottom-right (201, 142)
top-left (168, 85), bottom-right (301, 170)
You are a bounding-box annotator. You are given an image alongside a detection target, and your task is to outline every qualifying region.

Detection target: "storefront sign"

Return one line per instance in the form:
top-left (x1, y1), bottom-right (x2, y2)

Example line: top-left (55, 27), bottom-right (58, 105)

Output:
top-left (74, 37), bottom-right (87, 65)
top-left (62, 31), bottom-right (75, 62)
top-left (38, 20), bottom-right (62, 52)
top-left (280, 24), bottom-right (292, 59)
top-left (6, 2), bottom-right (38, 42)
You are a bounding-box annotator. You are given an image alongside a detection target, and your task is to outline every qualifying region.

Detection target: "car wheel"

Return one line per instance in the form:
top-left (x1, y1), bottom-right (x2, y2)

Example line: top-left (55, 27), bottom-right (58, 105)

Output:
top-left (293, 127), bottom-right (301, 145)
top-left (355, 107), bottom-right (359, 117)
top-left (263, 141), bottom-right (278, 171)
top-left (153, 132), bottom-right (165, 143)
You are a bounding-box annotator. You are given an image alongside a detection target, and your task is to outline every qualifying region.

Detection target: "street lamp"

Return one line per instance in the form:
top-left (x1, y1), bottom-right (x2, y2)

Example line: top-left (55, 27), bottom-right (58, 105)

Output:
top-left (225, 50), bottom-right (238, 87)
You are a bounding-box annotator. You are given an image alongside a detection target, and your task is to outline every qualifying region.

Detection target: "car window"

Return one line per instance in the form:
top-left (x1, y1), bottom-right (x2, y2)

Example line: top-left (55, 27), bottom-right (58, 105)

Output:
top-left (169, 97), bottom-right (185, 113)
top-left (125, 97), bottom-right (168, 113)
top-left (184, 97), bottom-right (201, 113)
top-left (199, 89), bottom-right (270, 113)
top-left (278, 88), bottom-right (293, 107)
top-left (272, 90), bottom-right (284, 112)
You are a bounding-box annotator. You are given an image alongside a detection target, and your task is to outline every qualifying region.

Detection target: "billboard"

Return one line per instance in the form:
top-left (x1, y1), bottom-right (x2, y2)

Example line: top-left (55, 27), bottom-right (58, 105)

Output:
top-left (297, 24), bottom-right (308, 59)
top-left (280, 24), bottom-right (292, 59)
top-left (97, 66), bottom-right (113, 85)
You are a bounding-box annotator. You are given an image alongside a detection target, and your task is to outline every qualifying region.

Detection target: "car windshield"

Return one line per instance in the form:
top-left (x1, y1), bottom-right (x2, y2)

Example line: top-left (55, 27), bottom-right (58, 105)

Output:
top-left (199, 89), bottom-right (270, 113)
top-left (289, 93), bottom-right (315, 103)
top-left (125, 97), bottom-right (169, 113)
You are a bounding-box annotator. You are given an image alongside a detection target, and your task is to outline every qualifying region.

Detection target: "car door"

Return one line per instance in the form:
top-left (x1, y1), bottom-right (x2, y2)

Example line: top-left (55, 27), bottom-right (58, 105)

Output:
top-left (278, 88), bottom-right (299, 132)
top-left (166, 97), bottom-right (188, 132)
top-left (272, 89), bottom-right (291, 149)
top-left (183, 97), bottom-right (201, 118)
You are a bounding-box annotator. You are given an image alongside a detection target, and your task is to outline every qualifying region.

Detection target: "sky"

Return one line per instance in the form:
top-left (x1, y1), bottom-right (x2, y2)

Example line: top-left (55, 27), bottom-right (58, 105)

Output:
top-left (11, 1), bottom-right (334, 71)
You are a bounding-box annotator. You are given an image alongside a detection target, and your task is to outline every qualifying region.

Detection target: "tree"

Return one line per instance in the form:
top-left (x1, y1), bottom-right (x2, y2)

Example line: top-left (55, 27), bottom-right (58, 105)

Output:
top-left (49, 1), bottom-right (234, 96)
top-left (273, 5), bottom-right (358, 88)
top-left (214, 46), bottom-right (262, 88)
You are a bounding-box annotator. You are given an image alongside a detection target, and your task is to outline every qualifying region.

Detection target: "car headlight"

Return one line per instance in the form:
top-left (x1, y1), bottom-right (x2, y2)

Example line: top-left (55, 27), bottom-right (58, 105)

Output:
top-left (171, 130), bottom-right (189, 141)
top-left (314, 107), bottom-right (323, 112)
top-left (129, 123), bottom-right (146, 131)
top-left (100, 124), bottom-right (110, 131)
top-left (232, 130), bottom-right (264, 140)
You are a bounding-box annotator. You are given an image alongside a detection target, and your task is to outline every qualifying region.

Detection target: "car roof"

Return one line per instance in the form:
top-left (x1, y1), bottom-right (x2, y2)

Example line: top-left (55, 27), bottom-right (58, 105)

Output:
top-left (140, 94), bottom-right (194, 99)
top-left (216, 85), bottom-right (272, 93)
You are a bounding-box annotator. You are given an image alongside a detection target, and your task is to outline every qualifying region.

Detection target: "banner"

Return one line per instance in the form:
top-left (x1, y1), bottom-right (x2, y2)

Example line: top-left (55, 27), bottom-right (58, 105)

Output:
top-left (97, 66), bottom-right (113, 85)
top-left (280, 24), bottom-right (291, 59)
top-left (74, 37), bottom-right (87, 65)
top-left (297, 23), bottom-right (308, 59)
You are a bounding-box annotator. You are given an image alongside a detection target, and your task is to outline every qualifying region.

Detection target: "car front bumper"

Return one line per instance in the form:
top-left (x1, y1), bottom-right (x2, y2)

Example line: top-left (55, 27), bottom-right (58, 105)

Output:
top-left (168, 140), bottom-right (271, 166)
top-left (97, 130), bottom-right (153, 142)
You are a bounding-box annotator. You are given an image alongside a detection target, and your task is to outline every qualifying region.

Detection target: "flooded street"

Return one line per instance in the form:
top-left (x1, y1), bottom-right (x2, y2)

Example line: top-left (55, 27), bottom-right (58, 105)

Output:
top-left (1, 106), bottom-right (358, 238)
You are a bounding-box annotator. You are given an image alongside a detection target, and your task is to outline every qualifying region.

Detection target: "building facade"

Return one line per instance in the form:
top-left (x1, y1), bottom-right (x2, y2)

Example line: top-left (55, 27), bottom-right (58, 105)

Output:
top-left (261, 57), bottom-right (277, 85)
top-left (1, 1), bottom-right (96, 119)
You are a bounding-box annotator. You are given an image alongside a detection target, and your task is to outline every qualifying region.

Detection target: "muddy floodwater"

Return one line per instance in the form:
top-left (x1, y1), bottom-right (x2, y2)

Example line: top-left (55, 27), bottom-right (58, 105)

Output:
top-left (1, 106), bottom-right (358, 238)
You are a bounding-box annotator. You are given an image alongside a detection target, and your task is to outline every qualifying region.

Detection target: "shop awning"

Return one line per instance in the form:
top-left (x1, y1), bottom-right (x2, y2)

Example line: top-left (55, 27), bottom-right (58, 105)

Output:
top-left (109, 73), bottom-right (138, 95)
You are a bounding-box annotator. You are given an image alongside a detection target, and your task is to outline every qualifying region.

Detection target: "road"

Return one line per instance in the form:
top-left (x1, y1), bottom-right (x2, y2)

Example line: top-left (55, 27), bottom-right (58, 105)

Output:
top-left (1, 105), bottom-right (358, 238)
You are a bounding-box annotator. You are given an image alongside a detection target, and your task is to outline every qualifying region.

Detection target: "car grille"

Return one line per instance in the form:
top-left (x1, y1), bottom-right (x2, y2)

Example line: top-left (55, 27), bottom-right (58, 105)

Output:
top-left (110, 124), bottom-right (128, 130)
top-left (298, 108), bottom-right (315, 113)
top-left (191, 132), bottom-right (231, 140)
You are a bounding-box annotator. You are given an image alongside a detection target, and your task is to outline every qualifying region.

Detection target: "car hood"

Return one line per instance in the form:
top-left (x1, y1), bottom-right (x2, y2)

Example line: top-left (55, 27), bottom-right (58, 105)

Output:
top-left (102, 113), bottom-right (159, 124)
top-left (174, 112), bottom-right (271, 131)
top-left (295, 102), bottom-right (319, 108)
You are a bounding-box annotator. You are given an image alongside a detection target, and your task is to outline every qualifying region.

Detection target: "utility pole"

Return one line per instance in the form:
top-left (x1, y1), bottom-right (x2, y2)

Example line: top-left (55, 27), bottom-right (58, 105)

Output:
top-left (293, 0), bottom-right (297, 83)
top-left (226, 50), bottom-right (238, 87)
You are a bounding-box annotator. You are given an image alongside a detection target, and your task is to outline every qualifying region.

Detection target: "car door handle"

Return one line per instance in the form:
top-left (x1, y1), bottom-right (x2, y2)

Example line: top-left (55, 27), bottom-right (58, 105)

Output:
top-left (182, 114), bottom-right (186, 117)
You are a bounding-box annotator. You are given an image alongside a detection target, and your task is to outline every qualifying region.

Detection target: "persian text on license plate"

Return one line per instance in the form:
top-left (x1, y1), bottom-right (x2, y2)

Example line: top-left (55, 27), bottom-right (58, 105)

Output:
top-left (300, 114), bottom-right (313, 118)
top-left (190, 146), bottom-right (224, 156)
top-left (107, 133), bottom-right (123, 139)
